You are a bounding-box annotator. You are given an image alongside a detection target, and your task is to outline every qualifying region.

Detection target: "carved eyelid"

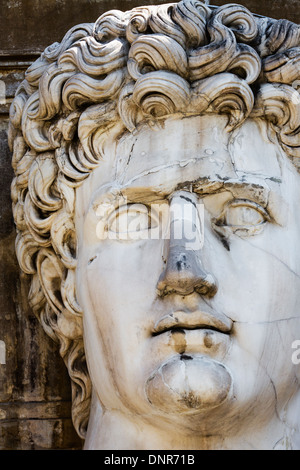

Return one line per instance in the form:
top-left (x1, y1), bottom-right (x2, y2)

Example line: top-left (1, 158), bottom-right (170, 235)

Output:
top-left (106, 203), bottom-right (158, 233)
top-left (214, 198), bottom-right (271, 227)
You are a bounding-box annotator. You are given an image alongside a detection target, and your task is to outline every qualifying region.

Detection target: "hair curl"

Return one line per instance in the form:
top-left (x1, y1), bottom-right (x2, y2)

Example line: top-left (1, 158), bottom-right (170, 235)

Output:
top-left (8, 0), bottom-right (300, 439)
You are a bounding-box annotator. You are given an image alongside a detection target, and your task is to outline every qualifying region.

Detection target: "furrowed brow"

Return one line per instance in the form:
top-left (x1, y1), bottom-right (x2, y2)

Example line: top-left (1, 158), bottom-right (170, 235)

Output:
top-left (90, 178), bottom-right (278, 216)
top-left (191, 179), bottom-right (271, 208)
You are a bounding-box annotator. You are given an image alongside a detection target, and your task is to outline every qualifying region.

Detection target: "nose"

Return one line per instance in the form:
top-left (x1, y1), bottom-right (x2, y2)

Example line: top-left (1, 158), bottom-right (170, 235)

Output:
top-left (157, 191), bottom-right (217, 298)
top-left (157, 246), bottom-right (217, 297)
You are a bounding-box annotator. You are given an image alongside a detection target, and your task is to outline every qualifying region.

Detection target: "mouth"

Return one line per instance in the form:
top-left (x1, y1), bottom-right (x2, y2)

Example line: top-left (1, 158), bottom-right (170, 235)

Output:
top-left (152, 310), bottom-right (232, 336)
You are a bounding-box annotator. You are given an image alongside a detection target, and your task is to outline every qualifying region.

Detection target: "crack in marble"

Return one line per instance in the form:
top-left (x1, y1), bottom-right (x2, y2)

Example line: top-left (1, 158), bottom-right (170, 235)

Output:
top-left (233, 316), bottom-right (300, 325)
top-left (240, 237), bottom-right (300, 280)
top-left (120, 157), bottom-right (215, 187)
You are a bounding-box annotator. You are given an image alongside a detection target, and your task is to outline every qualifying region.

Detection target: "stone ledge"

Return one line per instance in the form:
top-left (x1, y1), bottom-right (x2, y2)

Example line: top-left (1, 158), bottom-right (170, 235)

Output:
top-left (0, 401), bottom-right (73, 421)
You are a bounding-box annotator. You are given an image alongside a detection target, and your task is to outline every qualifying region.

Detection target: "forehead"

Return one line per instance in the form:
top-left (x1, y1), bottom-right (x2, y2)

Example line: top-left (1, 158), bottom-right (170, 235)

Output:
top-left (75, 113), bottom-right (300, 224)
top-left (113, 114), bottom-right (282, 189)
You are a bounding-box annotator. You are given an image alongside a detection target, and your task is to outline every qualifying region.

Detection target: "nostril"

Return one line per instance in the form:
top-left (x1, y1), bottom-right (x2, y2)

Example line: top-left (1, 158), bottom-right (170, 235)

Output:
top-left (194, 275), bottom-right (218, 298)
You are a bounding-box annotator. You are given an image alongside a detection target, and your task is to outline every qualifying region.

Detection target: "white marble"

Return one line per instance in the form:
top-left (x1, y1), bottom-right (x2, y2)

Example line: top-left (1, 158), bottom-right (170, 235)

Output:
top-left (8, 0), bottom-right (300, 449)
top-left (76, 115), bottom-right (300, 449)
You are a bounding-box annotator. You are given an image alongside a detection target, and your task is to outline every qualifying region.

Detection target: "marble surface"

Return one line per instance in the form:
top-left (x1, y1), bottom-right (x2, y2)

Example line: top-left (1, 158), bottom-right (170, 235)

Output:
top-left (8, 0), bottom-right (300, 449)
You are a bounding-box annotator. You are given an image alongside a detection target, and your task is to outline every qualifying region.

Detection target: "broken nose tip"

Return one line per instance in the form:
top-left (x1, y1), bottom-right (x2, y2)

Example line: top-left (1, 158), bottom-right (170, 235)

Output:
top-left (157, 270), bottom-right (218, 298)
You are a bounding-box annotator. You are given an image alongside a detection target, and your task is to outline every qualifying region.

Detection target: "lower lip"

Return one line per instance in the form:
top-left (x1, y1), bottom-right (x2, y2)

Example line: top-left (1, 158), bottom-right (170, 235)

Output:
top-left (155, 328), bottom-right (231, 358)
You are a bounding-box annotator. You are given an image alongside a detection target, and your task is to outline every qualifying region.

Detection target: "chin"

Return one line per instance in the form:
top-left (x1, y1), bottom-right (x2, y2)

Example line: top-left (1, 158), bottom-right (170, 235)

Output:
top-left (145, 354), bottom-right (233, 415)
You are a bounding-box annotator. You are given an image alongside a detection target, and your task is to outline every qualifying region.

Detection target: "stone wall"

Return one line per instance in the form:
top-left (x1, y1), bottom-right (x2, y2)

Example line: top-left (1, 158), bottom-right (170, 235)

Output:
top-left (0, 0), bottom-right (299, 450)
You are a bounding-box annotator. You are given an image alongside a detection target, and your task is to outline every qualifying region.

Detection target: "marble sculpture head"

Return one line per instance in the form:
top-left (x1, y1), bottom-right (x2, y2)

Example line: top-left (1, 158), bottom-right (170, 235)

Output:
top-left (8, 0), bottom-right (300, 449)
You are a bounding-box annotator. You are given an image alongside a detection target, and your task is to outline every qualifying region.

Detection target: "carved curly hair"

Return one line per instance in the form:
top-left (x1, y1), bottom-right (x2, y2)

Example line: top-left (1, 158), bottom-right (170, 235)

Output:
top-left (8, 0), bottom-right (300, 439)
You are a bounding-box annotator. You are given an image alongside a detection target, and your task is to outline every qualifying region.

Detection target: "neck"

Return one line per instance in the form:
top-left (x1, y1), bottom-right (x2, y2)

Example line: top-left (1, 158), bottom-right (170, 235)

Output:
top-left (83, 392), bottom-right (300, 450)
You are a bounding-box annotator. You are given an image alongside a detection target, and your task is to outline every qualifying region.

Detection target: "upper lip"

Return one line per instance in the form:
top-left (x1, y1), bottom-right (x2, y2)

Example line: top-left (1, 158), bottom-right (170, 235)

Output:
top-left (152, 309), bottom-right (232, 335)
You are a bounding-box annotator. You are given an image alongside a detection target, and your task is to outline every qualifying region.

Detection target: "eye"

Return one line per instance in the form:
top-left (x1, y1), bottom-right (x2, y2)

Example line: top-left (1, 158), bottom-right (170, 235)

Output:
top-left (107, 203), bottom-right (158, 240)
top-left (214, 199), bottom-right (270, 237)
top-left (223, 201), bottom-right (266, 226)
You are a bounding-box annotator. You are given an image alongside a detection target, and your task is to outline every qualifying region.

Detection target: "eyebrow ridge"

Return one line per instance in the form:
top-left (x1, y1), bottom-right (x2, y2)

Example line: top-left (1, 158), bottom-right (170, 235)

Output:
top-left (92, 179), bottom-right (272, 210)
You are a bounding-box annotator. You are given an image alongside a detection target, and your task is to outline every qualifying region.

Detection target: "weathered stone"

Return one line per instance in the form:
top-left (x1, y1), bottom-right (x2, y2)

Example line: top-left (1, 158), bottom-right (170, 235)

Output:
top-left (7, 0), bottom-right (300, 449)
top-left (2, 0), bottom-right (300, 451)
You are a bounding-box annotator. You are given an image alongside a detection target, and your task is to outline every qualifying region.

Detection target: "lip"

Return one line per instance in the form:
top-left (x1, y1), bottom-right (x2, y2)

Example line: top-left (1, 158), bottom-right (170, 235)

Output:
top-left (152, 309), bottom-right (232, 336)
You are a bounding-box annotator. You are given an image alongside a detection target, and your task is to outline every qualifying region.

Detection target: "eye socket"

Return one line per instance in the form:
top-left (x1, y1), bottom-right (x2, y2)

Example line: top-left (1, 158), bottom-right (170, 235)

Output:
top-left (107, 203), bottom-right (158, 240)
top-left (214, 199), bottom-right (270, 237)
top-left (222, 200), bottom-right (267, 227)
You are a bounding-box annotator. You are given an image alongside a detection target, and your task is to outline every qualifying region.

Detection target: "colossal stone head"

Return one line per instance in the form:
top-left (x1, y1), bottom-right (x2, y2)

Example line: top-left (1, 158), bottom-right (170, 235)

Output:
top-left (8, 0), bottom-right (300, 449)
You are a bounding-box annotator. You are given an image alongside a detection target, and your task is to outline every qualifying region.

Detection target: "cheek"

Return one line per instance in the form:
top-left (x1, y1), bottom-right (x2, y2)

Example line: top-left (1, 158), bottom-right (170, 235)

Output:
top-left (78, 240), bottom-right (166, 373)
top-left (86, 240), bottom-right (164, 296)
top-left (208, 226), bottom-right (300, 323)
